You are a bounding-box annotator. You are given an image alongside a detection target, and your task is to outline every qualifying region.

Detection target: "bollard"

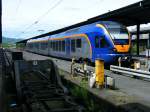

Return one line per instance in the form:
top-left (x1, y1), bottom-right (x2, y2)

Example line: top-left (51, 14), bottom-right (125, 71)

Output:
top-left (134, 61), bottom-right (140, 70)
top-left (71, 58), bottom-right (75, 76)
top-left (83, 61), bottom-right (87, 76)
top-left (95, 59), bottom-right (104, 87)
top-left (118, 57), bottom-right (121, 67)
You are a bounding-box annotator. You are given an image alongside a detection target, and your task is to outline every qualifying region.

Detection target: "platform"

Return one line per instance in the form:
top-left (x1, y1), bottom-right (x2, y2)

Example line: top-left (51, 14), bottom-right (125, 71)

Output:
top-left (7, 49), bottom-right (150, 112)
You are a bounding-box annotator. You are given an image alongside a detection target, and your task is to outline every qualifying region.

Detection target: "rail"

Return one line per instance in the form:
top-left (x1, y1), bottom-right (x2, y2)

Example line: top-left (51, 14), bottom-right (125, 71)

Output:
top-left (13, 60), bottom-right (84, 111)
top-left (110, 65), bottom-right (150, 79)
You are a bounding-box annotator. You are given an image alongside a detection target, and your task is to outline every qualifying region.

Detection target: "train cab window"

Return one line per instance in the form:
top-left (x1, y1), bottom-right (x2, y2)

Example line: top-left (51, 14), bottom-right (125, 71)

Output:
top-left (100, 37), bottom-right (109, 48)
top-left (95, 36), bottom-right (109, 48)
top-left (95, 36), bottom-right (99, 48)
top-left (76, 39), bottom-right (81, 48)
top-left (71, 39), bottom-right (76, 52)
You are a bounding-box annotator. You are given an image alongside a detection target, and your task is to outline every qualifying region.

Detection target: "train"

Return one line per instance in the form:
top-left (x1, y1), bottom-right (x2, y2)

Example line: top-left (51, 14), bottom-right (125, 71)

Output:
top-left (26, 21), bottom-right (131, 64)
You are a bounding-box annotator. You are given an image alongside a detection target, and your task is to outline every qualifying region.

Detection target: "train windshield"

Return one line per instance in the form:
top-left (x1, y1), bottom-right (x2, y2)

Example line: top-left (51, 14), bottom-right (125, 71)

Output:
top-left (102, 21), bottom-right (129, 45)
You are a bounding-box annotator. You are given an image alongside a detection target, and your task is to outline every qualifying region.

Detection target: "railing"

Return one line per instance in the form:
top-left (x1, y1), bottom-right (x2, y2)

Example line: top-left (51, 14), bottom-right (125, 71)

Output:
top-left (110, 65), bottom-right (150, 79)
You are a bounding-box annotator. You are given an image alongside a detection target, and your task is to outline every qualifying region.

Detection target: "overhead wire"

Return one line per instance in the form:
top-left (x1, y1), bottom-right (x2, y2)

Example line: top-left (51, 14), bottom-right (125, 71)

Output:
top-left (15, 0), bottom-right (63, 38)
top-left (15, 0), bottom-right (22, 17)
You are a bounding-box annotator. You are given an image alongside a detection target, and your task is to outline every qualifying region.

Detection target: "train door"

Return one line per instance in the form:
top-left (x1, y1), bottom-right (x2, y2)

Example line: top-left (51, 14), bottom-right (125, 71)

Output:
top-left (76, 38), bottom-right (82, 58)
top-left (94, 35), bottom-right (109, 60)
top-left (66, 39), bottom-right (70, 58)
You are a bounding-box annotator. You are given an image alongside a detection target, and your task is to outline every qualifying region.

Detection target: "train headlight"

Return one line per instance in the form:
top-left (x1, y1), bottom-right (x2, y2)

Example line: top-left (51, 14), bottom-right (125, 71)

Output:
top-left (113, 48), bottom-right (117, 52)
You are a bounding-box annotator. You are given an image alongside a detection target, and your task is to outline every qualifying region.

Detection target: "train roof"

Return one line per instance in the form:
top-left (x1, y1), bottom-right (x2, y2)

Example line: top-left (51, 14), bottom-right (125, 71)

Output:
top-left (27, 36), bottom-right (49, 43)
top-left (27, 21), bottom-right (126, 42)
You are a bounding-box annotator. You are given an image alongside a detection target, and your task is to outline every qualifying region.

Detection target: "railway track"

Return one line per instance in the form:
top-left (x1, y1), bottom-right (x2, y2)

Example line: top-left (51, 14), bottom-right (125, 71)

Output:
top-left (3, 50), bottom-right (84, 112)
top-left (6, 49), bottom-right (150, 111)
top-left (21, 70), bottom-right (83, 112)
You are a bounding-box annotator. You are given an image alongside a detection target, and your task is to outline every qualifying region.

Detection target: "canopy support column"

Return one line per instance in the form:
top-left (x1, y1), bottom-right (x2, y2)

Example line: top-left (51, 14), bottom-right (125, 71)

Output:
top-left (136, 24), bottom-right (140, 55)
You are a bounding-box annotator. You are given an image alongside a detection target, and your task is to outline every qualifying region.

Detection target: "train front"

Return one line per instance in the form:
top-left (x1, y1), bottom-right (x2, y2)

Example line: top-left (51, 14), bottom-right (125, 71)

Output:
top-left (97, 21), bottom-right (131, 64)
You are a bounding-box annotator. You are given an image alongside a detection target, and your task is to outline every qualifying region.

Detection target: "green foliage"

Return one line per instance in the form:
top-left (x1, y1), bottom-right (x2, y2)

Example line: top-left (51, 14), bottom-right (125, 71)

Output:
top-left (2, 36), bottom-right (22, 44)
top-left (70, 80), bottom-right (101, 112)
top-left (2, 43), bottom-right (16, 48)
top-left (16, 43), bottom-right (25, 48)
top-left (130, 43), bottom-right (147, 54)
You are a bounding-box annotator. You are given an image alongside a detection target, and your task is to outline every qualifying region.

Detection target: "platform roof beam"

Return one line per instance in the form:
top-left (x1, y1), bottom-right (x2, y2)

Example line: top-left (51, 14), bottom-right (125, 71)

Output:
top-left (0, 0), bottom-right (2, 45)
top-left (136, 24), bottom-right (140, 55)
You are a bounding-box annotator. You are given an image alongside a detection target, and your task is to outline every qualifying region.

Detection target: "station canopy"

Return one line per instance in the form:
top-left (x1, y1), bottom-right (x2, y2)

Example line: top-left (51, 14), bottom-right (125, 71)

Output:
top-left (17, 0), bottom-right (150, 43)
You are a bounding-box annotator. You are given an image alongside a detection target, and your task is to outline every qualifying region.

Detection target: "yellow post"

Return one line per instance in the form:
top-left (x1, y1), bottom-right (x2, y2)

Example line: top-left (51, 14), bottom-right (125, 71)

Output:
top-left (118, 57), bottom-right (121, 67)
top-left (95, 59), bottom-right (104, 87)
top-left (71, 58), bottom-right (75, 76)
top-left (134, 61), bottom-right (140, 70)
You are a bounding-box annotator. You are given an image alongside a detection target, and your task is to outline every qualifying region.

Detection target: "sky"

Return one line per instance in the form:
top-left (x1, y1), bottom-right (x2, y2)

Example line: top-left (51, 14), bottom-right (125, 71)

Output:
top-left (2, 0), bottom-right (143, 39)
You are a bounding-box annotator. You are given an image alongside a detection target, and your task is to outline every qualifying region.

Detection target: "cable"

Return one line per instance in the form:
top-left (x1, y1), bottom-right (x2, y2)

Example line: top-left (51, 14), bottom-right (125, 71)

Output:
top-left (15, 0), bottom-right (63, 38)
top-left (15, 0), bottom-right (22, 17)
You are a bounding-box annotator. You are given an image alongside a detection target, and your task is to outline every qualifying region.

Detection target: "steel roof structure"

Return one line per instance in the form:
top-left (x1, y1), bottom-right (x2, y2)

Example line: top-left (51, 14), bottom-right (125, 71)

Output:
top-left (17, 0), bottom-right (150, 54)
top-left (88, 0), bottom-right (150, 26)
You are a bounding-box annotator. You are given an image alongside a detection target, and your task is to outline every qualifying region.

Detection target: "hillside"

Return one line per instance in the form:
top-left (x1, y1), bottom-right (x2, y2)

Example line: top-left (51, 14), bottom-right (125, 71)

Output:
top-left (2, 37), bottom-right (22, 44)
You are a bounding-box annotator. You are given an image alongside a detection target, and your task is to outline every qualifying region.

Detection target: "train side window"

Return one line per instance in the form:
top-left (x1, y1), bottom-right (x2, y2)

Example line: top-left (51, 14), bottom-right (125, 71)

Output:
top-left (52, 41), bottom-right (54, 50)
top-left (54, 41), bottom-right (56, 51)
top-left (95, 36), bottom-right (99, 48)
top-left (49, 41), bottom-right (51, 48)
top-left (55, 41), bottom-right (57, 51)
top-left (56, 41), bottom-right (58, 51)
top-left (51, 41), bottom-right (53, 49)
top-left (53, 41), bottom-right (54, 51)
top-left (35, 43), bottom-right (39, 49)
top-left (50, 41), bottom-right (52, 48)
top-left (62, 40), bottom-right (65, 51)
top-left (41, 43), bottom-right (43, 49)
top-left (44, 43), bottom-right (47, 49)
top-left (59, 41), bottom-right (62, 51)
top-left (71, 39), bottom-right (76, 52)
top-left (100, 37), bottom-right (109, 48)
top-left (61, 41), bottom-right (63, 51)
top-left (57, 41), bottom-right (58, 51)
top-left (42, 42), bottom-right (47, 50)
top-left (76, 39), bottom-right (81, 48)
top-left (28, 44), bottom-right (30, 48)
top-left (57, 41), bottom-right (59, 51)
top-left (41, 43), bottom-right (44, 49)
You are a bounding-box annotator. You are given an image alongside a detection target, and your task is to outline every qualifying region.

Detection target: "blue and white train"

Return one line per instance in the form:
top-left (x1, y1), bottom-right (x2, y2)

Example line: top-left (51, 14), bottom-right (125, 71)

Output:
top-left (26, 21), bottom-right (131, 64)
